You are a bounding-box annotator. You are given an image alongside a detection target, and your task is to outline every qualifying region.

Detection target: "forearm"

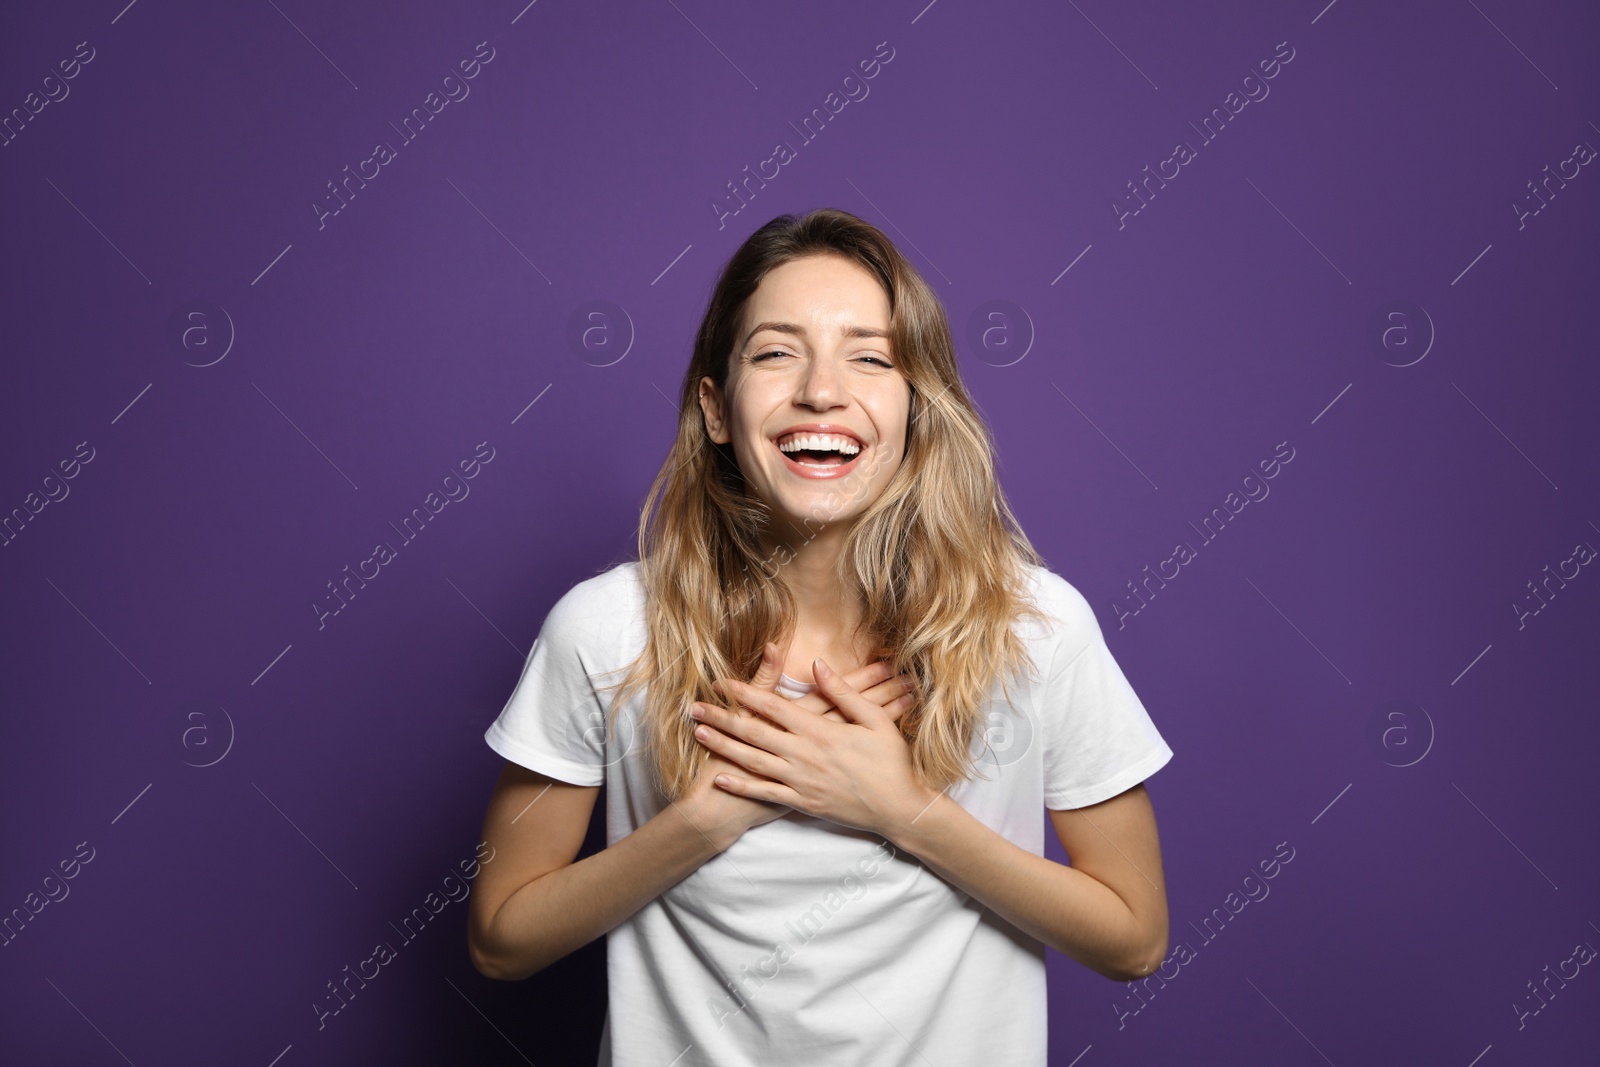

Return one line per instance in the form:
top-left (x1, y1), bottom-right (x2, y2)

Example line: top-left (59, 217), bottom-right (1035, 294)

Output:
top-left (885, 794), bottom-right (1154, 981)
top-left (475, 799), bottom-right (736, 980)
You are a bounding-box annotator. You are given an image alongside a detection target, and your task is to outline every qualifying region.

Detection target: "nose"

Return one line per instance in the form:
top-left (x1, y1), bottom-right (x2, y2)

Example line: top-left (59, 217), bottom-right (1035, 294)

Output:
top-left (796, 353), bottom-right (846, 410)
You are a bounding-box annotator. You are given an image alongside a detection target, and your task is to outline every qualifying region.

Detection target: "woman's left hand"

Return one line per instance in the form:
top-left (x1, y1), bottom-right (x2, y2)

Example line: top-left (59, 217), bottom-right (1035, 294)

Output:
top-left (689, 657), bottom-right (942, 839)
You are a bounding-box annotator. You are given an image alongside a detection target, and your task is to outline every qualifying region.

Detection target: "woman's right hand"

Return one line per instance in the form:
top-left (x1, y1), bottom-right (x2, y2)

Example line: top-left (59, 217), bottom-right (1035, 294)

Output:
top-left (679, 643), bottom-right (916, 846)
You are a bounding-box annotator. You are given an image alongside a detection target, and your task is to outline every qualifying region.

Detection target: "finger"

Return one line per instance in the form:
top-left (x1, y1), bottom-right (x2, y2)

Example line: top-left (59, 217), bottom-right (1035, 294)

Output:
top-left (692, 716), bottom-right (789, 780)
top-left (886, 691), bottom-right (915, 722)
top-left (859, 671), bottom-right (915, 709)
top-left (810, 658), bottom-right (887, 726)
top-left (868, 689), bottom-right (916, 725)
top-left (710, 644), bottom-right (780, 729)
top-left (712, 771), bottom-right (797, 808)
top-left (789, 659), bottom-right (894, 718)
top-left (748, 641), bottom-right (785, 691)
top-left (840, 658), bottom-right (896, 692)
top-left (701, 748), bottom-right (787, 790)
top-left (693, 700), bottom-right (791, 756)
top-left (770, 691), bottom-right (834, 728)
top-left (716, 679), bottom-right (807, 735)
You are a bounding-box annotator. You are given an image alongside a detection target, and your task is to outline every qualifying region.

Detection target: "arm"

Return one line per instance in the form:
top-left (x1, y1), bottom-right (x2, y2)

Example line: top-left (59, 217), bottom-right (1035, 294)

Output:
top-left (469, 657), bottom-right (914, 980)
top-left (885, 783), bottom-right (1169, 982)
top-left (695, 660), bottom-right (1170, 982)
top-left (467, 761), bottom-right (741, 981)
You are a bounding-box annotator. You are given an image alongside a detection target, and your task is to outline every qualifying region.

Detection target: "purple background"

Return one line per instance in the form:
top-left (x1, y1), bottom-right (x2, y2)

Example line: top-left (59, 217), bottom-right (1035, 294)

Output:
top-left (3, 0), bottom-right (1597, 1063)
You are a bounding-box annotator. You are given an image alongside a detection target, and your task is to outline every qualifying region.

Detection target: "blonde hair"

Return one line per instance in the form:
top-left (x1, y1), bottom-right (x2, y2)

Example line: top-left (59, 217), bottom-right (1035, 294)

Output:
top-left (603, 208), bottom-right (1050, 801)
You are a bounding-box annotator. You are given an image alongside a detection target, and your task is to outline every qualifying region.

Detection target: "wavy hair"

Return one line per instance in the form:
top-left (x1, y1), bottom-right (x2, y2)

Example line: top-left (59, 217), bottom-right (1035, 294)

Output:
top-left (603, 208), bottom-right (1051, 802)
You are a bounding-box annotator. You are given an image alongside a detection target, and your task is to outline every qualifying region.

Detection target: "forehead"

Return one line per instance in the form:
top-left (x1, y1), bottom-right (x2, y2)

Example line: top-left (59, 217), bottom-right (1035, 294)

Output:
top-left (741, 255), bottom-right (890, 335)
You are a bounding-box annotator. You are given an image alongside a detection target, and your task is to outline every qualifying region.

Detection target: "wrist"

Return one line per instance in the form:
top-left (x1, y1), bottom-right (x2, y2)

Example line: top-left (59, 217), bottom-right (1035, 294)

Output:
top-left (880, 784), bottom-right (948, 856)
top-left (671, 793), bottom-right (744, 854)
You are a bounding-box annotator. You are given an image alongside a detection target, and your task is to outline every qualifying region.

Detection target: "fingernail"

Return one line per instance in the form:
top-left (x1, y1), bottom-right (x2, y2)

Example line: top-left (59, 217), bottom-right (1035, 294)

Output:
top-left (689, 705), bottom-right (704, 720)
top-left (814, 657), bottom-right (829, 678)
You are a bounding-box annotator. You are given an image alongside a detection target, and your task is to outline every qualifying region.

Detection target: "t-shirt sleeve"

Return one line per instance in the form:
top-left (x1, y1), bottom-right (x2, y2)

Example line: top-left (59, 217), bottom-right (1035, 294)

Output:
top-left (1037, 575), bottom-right (1173, 809)
top-left (482, 583), bottom-right (610, 787)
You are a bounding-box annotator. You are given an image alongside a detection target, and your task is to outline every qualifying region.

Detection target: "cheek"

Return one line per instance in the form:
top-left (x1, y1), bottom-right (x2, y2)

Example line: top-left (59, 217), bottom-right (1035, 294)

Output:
top-left (878, 388), bottom-right (912, 445)
top-left (876, 402), bottom-right (912, 466)
top-left (733, 432), bottom-right (779, 487)
top-left (740, 425), bottom-right (774, 464)
top-left (872, 450), bottom-right (905, 489)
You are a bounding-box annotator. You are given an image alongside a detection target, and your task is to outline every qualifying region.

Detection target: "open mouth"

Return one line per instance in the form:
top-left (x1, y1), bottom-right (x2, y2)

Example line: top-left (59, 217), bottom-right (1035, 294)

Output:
top-left (773, 432), bottom-right (865, 477)
top-left (786, 447), bottom-right (855, 467)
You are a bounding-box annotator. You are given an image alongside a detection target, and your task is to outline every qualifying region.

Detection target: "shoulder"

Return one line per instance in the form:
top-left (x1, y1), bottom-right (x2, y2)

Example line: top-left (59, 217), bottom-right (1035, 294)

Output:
top-left (1020, 563), bottom-right (1103, 665)
top-left (539, 560), bottom-right (644, 643)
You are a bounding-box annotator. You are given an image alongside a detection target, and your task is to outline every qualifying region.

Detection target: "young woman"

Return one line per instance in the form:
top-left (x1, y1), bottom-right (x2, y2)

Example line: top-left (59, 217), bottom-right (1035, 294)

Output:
top-left (468, 209), bottom-right (1174, 1066)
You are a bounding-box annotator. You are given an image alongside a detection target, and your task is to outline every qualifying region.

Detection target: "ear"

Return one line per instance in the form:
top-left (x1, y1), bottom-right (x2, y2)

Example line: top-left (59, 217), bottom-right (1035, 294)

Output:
top-left (698, 375), bottom-right (730, 445)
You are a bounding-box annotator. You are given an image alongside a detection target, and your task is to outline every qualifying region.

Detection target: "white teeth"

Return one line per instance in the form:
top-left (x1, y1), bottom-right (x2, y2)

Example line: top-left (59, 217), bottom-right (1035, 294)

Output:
top-left (776, 433), bottom-right (861, 455)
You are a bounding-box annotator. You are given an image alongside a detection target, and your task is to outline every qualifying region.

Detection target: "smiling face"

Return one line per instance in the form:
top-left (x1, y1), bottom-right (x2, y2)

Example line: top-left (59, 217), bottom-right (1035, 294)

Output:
top-left (698, 253), bottom-right (911, 544)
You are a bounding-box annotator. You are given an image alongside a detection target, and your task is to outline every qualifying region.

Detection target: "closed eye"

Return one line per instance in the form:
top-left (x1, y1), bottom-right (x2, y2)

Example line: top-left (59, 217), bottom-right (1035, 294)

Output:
top-left (751, 350), bottom-right (894, 368)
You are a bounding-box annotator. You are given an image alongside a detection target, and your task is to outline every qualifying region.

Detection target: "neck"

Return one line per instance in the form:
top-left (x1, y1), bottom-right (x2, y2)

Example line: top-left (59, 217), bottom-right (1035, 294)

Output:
top-left (761, 519), bottom-right (863, 640)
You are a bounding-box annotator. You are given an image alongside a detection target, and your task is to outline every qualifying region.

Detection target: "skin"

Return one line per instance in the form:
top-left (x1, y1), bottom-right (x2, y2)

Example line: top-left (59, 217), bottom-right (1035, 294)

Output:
top-left (470, 252), bottom-right (1168, 985)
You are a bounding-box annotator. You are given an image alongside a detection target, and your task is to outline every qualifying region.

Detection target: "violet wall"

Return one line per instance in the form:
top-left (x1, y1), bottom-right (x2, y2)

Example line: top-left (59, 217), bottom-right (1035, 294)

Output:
top-left (2, 1), bottom-right (1596, 1063)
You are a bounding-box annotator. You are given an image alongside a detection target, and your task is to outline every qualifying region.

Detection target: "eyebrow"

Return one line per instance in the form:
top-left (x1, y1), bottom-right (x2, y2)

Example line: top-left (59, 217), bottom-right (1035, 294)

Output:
top-left (739, 320), bottom-right (890, 352)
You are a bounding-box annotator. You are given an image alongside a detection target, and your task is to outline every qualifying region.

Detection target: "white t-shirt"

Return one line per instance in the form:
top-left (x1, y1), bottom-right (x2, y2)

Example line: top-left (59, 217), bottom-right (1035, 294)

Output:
top-left (483, 560), bottom-right (1173, 1067)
